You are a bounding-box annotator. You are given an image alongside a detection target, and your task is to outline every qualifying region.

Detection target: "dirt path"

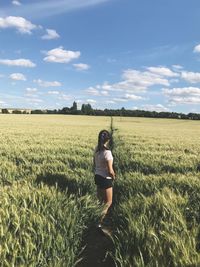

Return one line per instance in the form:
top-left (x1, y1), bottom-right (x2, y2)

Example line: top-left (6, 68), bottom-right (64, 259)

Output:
top-left (77, 225), bottom-right (116, 267)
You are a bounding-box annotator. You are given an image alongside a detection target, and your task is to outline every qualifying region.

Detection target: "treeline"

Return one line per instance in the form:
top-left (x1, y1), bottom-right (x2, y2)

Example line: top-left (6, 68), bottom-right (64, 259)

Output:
top-left (2, 102), bottom-right (200, 120)
top-left (31, 102), bottom-right (200, 120)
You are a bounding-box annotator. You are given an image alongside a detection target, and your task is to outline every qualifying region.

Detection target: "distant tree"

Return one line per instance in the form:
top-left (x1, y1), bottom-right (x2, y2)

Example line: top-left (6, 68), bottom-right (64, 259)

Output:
top-left (180, 114), bottom-right (188, 119)
top-left (60, 107), bottom-right (70, 114)
top-left (81, 104), bottom-right (86, 114)
top-left (81, 103), bottom-right (93, 115)
top-left (2, 109), bottom-right (9, 114)
top-left (69, 101), bottom-right (78, 114)
top-left (46, 109), bottom-right (57, 114)
top-left (12, 110), bottom-right (22, 114)
top-left (31, 110), bottom-right (44, 114)
top-left (188, 113), bottom-right (200, 120)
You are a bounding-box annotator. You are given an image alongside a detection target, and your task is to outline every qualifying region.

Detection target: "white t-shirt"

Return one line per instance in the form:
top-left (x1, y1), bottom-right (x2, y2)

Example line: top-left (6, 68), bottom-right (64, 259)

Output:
top-left (94, 148), bottom-right (113, 178)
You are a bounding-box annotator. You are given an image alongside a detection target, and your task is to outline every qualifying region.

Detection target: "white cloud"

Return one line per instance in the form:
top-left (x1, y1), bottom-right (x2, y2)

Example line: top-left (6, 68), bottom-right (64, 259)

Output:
top-left (101, 91), bottom-right (109, 96)
top-left (12, 1), bottom-right (21, 6)
top-left (41, 29), bottom-right (60, 40)
top-left (0, 16), bottom-right (36, 34)
top-left (85, 87), bottom-right (100, 96)
top-left (25, 88), bottom-right (40, 98)
top-left (10, 72), bottom-right (26, 81)
top-left (193, 44), bottom-right (200, 53)
top-left (99, 69), bottom-right (170, 93)
top-left (86, 99), bottom-right (96, 104)
top-left (43, 46), bottom-right (80, 63)
top-left (116, 69), bottom-right (170, 92)
top-left (86, 68), bottom-right (171, 97)
top-left (26, 87), bottom-right (37, 92)
top-left (85, 87), bottom-right (109, 96)
top-left (47, 90), bottom-right (60, 95)
top-left (142, 104), bottom-right (169, 112)
top-left (83, 67), bottom-right (173, 106)
top-left (101, 82), bottom-right (112, 91)
top-left (163, 87), bottom-right (200, 105)
top-left (147, 66), bottom-right (179, 77)
top-left (73, 63), bottom-right (90, 71)
top-left (0, 59), bottom-right (36, 67)
top-left (124, 93), bottom-right (143, 100)
top-left (163, 87), bottom-right (200, 96)
top-left (169, 97), bottom-right (200, 105)
top-left (112, 94), bottom-right (143, 102)
top-left (181, 71), bottom-right (200, 83)
top-left (34, 79), bottom-right (61, 87)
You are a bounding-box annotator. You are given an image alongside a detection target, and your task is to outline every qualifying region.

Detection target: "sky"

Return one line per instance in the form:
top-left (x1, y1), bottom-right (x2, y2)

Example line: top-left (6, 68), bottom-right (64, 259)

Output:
top-left (1, 0), bottom-right (200, 113)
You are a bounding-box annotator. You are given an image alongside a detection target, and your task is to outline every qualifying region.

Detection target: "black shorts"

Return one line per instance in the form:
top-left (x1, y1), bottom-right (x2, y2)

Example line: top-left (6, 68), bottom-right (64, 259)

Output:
top-left (94, 174), bottom-right (113, 189)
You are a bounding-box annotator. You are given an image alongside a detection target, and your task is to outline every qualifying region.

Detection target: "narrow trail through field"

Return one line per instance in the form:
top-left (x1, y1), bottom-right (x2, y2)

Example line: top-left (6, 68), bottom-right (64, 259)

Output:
top-left (77, 118), bottom-right (117, 267)
top-left (77, 225), bottom-right (115, 267)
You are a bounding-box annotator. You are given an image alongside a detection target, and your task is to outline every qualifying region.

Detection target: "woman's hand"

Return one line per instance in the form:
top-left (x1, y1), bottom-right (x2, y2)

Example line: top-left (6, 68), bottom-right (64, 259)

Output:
top-left (110, 170), bottom-right (116, 179)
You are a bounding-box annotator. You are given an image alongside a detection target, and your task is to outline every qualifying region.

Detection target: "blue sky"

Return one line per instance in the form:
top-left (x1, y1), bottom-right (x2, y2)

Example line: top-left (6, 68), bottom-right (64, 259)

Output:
top-left (1, 0), bottom-right (200, 113)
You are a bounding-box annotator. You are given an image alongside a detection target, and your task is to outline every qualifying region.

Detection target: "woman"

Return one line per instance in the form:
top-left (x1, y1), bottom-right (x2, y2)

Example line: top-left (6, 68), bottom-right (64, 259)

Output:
top-left (93, 129), bottom-right (115, 230)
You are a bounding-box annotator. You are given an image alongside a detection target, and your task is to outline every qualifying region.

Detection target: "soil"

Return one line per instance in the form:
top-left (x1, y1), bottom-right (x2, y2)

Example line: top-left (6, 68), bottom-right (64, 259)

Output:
top-left (77, 225), bottom-right (116, 267)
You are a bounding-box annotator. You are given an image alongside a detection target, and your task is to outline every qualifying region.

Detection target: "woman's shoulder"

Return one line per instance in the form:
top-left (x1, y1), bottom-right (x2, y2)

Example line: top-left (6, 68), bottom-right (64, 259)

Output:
top-left (104, 149), bottom-right (112, 154)
top-left (104, 149), bottom-right (113, 160)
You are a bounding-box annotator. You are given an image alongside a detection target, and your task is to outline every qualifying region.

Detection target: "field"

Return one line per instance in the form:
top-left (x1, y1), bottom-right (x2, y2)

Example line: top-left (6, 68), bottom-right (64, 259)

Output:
top-left (0, 115), bottom-right (200, 266)
top-left (112, 117), bottom-right (200, 266)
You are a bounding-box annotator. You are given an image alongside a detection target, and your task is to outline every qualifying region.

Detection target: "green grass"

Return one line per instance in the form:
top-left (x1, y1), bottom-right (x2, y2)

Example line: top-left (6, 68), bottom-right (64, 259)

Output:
top-left (111, 117), bottom-right (200, 267)
top-left (0, 181), bottom-right (99, 266)
top-left (1, 114), bottom-right (200, 266)
top-left (0, 114), bottom-right (110, 266)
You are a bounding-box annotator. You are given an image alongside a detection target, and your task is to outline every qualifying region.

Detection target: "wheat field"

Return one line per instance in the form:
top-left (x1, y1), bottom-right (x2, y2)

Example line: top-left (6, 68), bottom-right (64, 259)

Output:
top-left (0, 114), bottom-right (200, 266)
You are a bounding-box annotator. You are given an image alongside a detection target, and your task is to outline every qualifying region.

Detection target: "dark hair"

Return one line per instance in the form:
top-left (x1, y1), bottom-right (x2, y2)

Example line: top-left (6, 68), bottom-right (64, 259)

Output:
top-left (97, 130), bottom-right (111, 152)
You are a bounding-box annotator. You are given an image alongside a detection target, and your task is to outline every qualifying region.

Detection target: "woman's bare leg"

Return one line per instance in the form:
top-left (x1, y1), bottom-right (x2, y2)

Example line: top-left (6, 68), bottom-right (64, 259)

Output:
top-left (101, 187), bottom-right (113, 222)
top-left (97, 186), bottom-right (104, 204)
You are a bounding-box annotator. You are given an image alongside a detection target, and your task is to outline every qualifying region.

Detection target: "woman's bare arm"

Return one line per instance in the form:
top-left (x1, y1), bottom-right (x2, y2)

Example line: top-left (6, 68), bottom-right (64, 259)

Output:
top-left (107, 160), bottom-right (115, 179)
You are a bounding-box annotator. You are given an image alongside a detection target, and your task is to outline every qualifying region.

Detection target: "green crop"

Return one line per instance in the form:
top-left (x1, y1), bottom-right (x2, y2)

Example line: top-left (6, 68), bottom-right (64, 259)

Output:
top-left (1, 114), bottom-right (200, 266)
top-left (111, 117), bottom-right (200, 267)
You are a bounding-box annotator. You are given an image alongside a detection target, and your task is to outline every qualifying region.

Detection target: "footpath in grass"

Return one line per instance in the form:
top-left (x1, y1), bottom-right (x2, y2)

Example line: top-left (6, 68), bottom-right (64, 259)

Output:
top-left (77, 118), bottom-right (116, 267)
top-left (78, 225), bottom-right (115, 267)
